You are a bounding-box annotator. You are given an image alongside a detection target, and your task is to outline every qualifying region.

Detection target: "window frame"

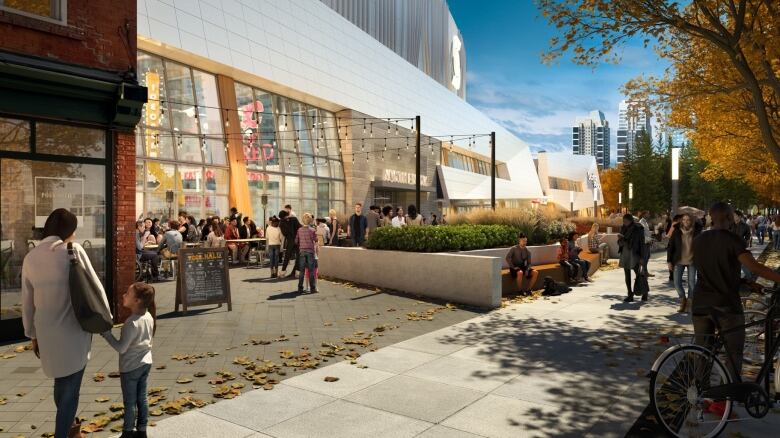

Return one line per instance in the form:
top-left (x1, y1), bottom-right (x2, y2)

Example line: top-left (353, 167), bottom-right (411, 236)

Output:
top-left (0, 0), bottom-right (67, 26)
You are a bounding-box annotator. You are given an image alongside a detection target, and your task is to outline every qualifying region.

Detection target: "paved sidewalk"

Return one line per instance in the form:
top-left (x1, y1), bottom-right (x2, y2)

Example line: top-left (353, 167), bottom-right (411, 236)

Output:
top-left (0, 267), bottom-right (479, 437)
top-left (133, 252), bottom-right (777, 437)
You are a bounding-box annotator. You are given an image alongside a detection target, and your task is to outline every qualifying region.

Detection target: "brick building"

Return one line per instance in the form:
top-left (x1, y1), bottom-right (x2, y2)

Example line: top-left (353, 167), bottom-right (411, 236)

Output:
top-left (0, 1), bottom-right (146, 340)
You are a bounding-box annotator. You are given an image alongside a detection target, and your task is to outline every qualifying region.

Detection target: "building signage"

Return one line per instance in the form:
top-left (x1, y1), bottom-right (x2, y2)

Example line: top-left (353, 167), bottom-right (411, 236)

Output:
top-left (383, 169), bottom-right (428, 186)
top-left (144, 71), bottom-right (161, 155)
top-left (34, 177), bottom-right (84, 228)
top-left (587, 172), bottom-right (600, 190)
top-left (451, 35), bottom-right (462, 91)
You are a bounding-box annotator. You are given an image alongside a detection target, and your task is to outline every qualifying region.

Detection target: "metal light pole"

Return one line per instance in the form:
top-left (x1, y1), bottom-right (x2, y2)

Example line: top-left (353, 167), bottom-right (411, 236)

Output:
top-left (671, 147), bottom-right (680, 215)
top-left (490, 131), bottom-right (496, 211)
top-left (618, 192), bottom-right (623, 214)
top-left (628, 183), bottom-right (633, 213)
top-left (593, 187), bottom-right (599, 218)
top-left (569, 190), bottom-right (574, 215)
top-left (415, 115), bottom-right (421, 210)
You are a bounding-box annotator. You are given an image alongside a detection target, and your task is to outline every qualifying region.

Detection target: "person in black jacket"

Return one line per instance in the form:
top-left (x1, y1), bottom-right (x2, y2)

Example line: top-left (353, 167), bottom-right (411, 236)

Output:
top-left (618, 214), bottom-right (645, 302)
top-left (667, 214), bottom-right (702, 312)
top-left (279, 210), bottom-right (301, 278)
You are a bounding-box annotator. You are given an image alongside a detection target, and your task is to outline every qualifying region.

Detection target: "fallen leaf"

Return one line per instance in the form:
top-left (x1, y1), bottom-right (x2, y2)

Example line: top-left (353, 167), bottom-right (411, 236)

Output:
top-left (94, 397), bottom-right (110, 403)
top-left (324, 376), bottom-right (339, 382)
top-left (109, 403), bottom-right (124, 412)
top-left (194, 372), bottom-right (207, 377)
top-left (14, 346), bottom-right (26, 353)
top-left (108, 371), bottom-right (120, 378)
top-left (1, 353), bottom-right (16, 359)
top-left (176, 377), bottom-right (193, 384)
top-left (156, 365), bottom-right (167, 370)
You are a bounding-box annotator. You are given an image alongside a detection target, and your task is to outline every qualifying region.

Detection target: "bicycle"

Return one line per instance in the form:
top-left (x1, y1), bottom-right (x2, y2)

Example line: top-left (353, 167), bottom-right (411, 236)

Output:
top-left (648, 285), bottom-right (780, 437)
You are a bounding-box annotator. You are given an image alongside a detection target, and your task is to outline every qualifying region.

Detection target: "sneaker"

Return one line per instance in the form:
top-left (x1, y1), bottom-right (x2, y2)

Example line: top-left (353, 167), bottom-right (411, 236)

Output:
top-left (310, 288), bottom-right (318, 294)
top-left (623, 296), bottom-right (634, 303)
top-left (297, 287), bottom-right (305, 293)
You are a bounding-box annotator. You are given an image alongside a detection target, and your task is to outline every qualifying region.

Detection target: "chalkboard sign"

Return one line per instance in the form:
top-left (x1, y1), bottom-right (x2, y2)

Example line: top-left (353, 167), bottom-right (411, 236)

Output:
top-left (175, 247), bottom-right (232, 314)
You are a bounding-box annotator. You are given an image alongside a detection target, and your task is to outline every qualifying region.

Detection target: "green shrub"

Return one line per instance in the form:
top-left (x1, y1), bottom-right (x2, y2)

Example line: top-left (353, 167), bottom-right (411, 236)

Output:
top-left (365, 224), bottom-right (555, 252)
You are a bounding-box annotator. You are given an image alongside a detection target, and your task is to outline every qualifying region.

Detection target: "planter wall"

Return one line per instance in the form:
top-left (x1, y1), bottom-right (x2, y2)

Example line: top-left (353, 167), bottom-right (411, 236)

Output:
top-left (318, 246), bottom-right (501, 308)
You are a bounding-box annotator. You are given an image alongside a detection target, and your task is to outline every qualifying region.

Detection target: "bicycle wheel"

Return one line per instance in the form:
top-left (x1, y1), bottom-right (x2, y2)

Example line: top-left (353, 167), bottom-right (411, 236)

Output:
top-left (744, 310), bottom-right (767, 365)
top-left (741, 296), bottom-right (769, 312)
top-left (650, 345), bottom-right (732, 438)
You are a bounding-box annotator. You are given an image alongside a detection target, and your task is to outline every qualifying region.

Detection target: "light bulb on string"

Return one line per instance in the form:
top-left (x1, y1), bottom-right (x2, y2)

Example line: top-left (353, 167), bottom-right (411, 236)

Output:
top-left (365, 153), bottom-right (369, 163)
top-left (362, 120), bottom-right (366, 135)
top-left (223, 139), bottom-right (228, 151)
top-left (361, 138), bottom-right (365, 152)
top-left (383, 138), bottom-right (387, 152)
top-left (397, 151), bottom-right (400, 160)
top-left (387, 119), bottom-right (391, 134)
top-left (395, 126), bottom-right (399, 136)
top-left (177, 134), bottom-right (183, 148)
top-left (406, 138), bottom-right (409, 150)
top-left (369, 124), bottom-right (373, 137)
top-left (381, 151), bottom-right (384, 161)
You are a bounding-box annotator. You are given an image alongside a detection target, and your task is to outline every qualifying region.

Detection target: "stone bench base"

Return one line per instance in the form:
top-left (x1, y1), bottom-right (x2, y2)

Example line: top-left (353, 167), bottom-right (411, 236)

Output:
top-left (501, 251), bottom-right (601, 295)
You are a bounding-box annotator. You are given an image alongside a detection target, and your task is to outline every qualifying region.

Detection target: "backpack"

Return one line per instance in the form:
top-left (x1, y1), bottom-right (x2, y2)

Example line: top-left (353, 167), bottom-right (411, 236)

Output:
top-left (67, 243), bottom-right (113, 333)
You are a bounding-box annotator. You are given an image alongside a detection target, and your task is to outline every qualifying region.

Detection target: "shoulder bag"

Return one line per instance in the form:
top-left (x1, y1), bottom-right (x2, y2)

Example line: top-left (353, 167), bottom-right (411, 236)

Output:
top-left (67, 242), bottom-right (113, 333)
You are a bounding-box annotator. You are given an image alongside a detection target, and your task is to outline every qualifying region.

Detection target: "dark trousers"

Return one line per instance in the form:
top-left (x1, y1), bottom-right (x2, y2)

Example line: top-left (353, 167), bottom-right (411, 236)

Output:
top-left (693, 312), bottom-right (745, 380)
top-left (559, 260), bottom-right (578, 281)
top-left (138, 251), bottom-right (160, 278)
top-left (54, 367), bottom-right (85, 438)
top-left (281, 239), bottom-right (298, 273)
top-left (624, 266), bottom-right (639, 297)
top-left (573, 258), bottom-right (590, 279)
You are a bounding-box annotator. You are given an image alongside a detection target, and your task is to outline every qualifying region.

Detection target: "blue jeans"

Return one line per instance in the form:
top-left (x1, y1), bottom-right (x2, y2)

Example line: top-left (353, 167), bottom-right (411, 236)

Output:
top-left (757, 226), bottom-right (766, 244)
top-left (773, 230), bottom-right (780, 250)
top-left (268, 245), bottom-right (281, 270)
top-left (574, 258), bottom-right (591, 279)
top-left (298, 251), bottom-right (316, 291)
top-left (673, 264), bottom-right (696, 300)
top-left (54, 367), bottom-right (85, 438)
top-left (120, 364), bottom-right (151, 432)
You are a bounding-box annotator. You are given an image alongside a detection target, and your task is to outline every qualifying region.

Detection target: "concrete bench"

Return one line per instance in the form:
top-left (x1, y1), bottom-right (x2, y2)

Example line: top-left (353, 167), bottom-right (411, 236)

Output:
top-left (501, 251), bottom-right (600, 295)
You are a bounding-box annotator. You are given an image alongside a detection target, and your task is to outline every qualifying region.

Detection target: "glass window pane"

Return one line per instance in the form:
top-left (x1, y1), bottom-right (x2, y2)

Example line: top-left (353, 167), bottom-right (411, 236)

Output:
top-left (1, 158), bottom-right (106, 320)
top-left (145, 161), bottom-right (176, 193)
top-left (322, 110), bottom-right (341, 158)
top-left (36, 123), bottom-right (106, 158)
top-left (0, 117), bottom-right (30, 152)
top-left (205, 168), bottom-right (229, 194)
top-left (178, 194), bottom-right (202, 218)
top-left (176, 135), bottom-right (203, 163)
top-left (178, 166), bottom-right (202, 192)
top-left (314, 156), bottom-right (330, 178)
top-left (274, 96), bottom-right (295, 151)
top-left (145, 193), bottom-right (174, 223)
top-left (299, 154), bottom-right (316, 176)
top-left (247, 170), bottom-right (265, 193)
top-left (135, 130), bottom-right (144, 157)
top-left (144, 129), bottom-right (175, 160)
top-left (284, 198), bottom-right (300, 212)
top-left (330, 181), bottom-right (345, 200)
top-left (301, 177), bottom-right (316, 199)
top-left (236, 83), bottom-right (261, 170)
top-left (204, 195), bottom-right (228, 219)
top-left (165, 61), bottom-right (195, 104)
top-left (203, 138), bottom-right (226, 165)
top-left (193, 70), bottom-right (222, 136)
top-left (330, 160), bottom-right (344, 179)
top-left (281, 152), bottom-right (300, 174)
top-left (284, 175), bottom-right (300, 199)
top-left (302, 199), bottom-right (316, 217)
top-left (265, 173), bottom-right (280, 196)
top-left (2, 0), bottom-right (60, 20)
top-left (135, 191), bottom-right (144, 221)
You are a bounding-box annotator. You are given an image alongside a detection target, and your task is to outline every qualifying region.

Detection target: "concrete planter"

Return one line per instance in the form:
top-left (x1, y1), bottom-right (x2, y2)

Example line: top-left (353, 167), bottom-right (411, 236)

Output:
top-left (318, 246), bottom-right (501, 308)
top-left (460, 243), bottom-right (560, 268)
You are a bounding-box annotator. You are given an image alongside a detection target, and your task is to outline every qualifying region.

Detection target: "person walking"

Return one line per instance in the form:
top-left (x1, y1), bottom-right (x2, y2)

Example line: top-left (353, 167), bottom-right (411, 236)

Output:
top-left (772, 216), bottom-right (780, 250)
top-left (406, 205), bottom-right (423, 226)
top-left (667, 214), bottom-right (702, 313)
top-left (265, 217), bottom-right (282, 278)
top-left (692, 202), bottom-right (780, 380)
top-left (505, 233), bottom-right (538, 294)
top-left (296, 213), bottom-right (318, 293)
top-left (279, 210), bottom-right (301, 278)
top-left (756, 213), bottom-right (767, 245)
top-left (101, 282), bottom-right (156, 438)
top-left (22, 208), bottom-right (112, 438)
top-left (638, 211), bottom-right (654, 277)
top-left (347, 203), bottom-right (368, 246)
top-left (586, 223), bottom-right (609, 265)
top-left (619, 213), bottom-right (645, 302)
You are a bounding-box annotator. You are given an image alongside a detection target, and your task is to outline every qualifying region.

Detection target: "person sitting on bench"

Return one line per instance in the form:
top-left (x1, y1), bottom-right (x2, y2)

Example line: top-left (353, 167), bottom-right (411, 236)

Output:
top-left (505, 233), bottom-right (539, 294)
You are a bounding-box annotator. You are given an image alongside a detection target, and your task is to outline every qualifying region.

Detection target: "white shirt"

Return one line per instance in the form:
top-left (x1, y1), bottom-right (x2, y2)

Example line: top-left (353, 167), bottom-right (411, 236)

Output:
top-left (391, 216), bottom-right (406, 228)
top-left (102, 312), bottom-right (154, 372)
top-left (22, 236), bottom-right (112, 378)
top-left (266, 226), bottom-right (282, 246)
top-left (639, 218), bottom-right (652, 243)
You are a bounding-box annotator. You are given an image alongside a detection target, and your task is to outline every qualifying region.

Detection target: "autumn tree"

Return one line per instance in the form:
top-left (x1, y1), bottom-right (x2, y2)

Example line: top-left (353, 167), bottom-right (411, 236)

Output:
top-left (537, 0), bottom-right (780, 203)
top-left (598, 165), bottom-right (623, 211)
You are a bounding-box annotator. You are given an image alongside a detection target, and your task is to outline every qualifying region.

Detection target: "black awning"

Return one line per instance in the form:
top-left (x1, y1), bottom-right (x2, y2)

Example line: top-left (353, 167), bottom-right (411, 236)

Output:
top-left (0, 50), bottom-right (146, 130)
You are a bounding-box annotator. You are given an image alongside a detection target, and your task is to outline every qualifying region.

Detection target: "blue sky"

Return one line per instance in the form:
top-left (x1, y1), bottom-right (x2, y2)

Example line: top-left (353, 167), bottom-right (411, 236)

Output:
top-left (448, 0), bottom-right (666, 163)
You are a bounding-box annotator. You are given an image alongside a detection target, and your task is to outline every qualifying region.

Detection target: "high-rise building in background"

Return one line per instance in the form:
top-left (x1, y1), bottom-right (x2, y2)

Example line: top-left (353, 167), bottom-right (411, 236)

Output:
top-left (572, 110), bottom-right (610, 168)
top-left (616, 100), bottom-right (652, 164)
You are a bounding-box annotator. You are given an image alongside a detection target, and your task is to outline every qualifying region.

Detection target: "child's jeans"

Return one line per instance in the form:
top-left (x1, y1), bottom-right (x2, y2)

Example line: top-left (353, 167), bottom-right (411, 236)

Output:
top-left (120, 363), bottom-right (151, 432)
top-left (268, 244), bottom-right (281, 269)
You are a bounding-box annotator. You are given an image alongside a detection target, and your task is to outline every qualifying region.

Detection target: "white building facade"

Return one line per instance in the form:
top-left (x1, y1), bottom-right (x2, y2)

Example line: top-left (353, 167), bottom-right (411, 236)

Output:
top-left (535, 151), bottom-right (603, 214)
top-left (135, 0), bottom-right (545, 220)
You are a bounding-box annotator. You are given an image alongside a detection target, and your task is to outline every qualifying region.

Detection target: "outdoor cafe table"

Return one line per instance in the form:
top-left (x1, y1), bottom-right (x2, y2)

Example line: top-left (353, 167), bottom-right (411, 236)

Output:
top-left (224, 238), bottom-right (266, 268)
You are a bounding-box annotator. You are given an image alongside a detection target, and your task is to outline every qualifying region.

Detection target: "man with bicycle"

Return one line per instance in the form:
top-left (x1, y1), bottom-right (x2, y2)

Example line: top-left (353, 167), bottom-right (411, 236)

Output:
top-left (692, 202), bottom-right (780, 379)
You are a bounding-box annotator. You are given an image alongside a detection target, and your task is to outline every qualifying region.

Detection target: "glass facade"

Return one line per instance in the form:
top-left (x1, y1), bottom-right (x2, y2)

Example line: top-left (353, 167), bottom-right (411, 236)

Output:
top-left (1, 117), bottom-right (107, 324)
top-left (235, 82), bottom-right (346, 220)
top-left (548, 176), bottom-right (583, 192)
top-left (442, 148), bottom-right (496, 177)
top-left (136, 51), bottom-right (229, 221)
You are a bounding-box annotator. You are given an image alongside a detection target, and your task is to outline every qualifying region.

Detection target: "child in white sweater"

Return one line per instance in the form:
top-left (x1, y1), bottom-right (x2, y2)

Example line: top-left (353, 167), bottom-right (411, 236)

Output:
top-left (102, 282), bottom-right (156, 438)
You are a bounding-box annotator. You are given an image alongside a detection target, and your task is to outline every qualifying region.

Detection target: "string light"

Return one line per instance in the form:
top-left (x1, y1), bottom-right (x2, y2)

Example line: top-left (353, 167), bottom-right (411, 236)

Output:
top-left (397, 151), bottom-right (400, 160)
top-left (361, 138), bottom-right (365, 152)
top-left (386, 119), bottom-right (391, 134)
top-left (369, 124), bottom-right (373, 137)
